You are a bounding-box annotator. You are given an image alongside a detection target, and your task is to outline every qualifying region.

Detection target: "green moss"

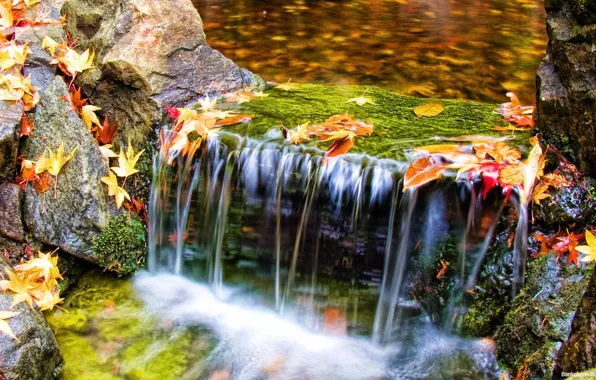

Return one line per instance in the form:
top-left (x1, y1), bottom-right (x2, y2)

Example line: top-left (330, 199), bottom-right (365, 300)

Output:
top-left (220, 84), bottom-right (530, 159)
top-left (461, 297), bottom-right (505, 337)
top-left (48, 269), bottom-right (214, 380)
top-left (120, 332), bottom-right (194, 380)
top-left (92, 214), bottom-right (147, 274)
top-left (495, 255), bottom-right (593, 378)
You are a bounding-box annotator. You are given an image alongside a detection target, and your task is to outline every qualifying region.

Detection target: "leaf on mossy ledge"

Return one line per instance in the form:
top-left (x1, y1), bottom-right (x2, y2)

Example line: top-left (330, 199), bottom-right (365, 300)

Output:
top-left (403, 156), bottom-right (448, 191)
top-left (413, 102), bottom-right (444, 118)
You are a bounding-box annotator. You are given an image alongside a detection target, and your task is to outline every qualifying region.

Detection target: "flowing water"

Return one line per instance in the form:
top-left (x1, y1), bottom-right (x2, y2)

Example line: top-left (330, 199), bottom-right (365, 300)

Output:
top-left (139, 129), bottom-right (529, 378)
top-left (192, 0), bottom-right (546, 104)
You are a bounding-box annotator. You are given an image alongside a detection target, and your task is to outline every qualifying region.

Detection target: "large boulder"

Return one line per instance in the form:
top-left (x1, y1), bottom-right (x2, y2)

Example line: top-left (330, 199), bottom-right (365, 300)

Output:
top-left (61, 0), bottom-right (260, 155)
top-left (536, 0), bottom-right (596, 176)
top-left (0, 255), bottom-right (63, 380)
top-left (21, 76), bottom-right (116, 262)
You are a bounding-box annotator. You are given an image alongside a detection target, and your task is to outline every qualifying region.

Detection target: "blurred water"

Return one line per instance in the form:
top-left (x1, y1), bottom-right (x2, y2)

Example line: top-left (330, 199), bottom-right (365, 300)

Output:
top-left (193, 0), bottom-right (546, 104)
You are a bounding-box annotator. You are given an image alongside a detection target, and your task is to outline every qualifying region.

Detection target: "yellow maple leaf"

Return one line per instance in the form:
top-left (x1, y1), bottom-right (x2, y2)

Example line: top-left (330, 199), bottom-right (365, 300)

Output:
top-left (0, 310), bottom-right (20, 340)
top-left (198, 95), bottom-right (217, 112)
top-left (101, 171), bottom-right (130, 209)
top-left (15, 250), bottom-right (62, 284)
top-left (99, 144), bottom-right (118, 160)
top-left (0, 2), bottom-right (13, 28)
top-left (318, 129), bottom-right (357, 142)
top-left (35, 142), bottom-right (78, 177)
top-left (531, 183), bottom-right (551, 205)
top-left (59, 48), bottom-right (94, 76)
top-left (81, 104), bottom-right (101, 131)
top-left (41, 36), bottom-right (61, 57)
top-left (286, 122), bottom-right (311, 144)
top-left (0, 268), bottom-right (35, 309)
top-left (577, 231), bottom-right (596, 263)
top-left (0, 41), bottom-right (29, 70)
top-left (31, 289), bottom-right (63, 312)
top-left (111, 139), bottom-right (145, 178)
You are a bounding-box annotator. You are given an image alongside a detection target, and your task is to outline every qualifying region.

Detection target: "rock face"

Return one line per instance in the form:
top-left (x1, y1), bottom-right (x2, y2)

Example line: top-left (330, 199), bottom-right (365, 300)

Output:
top-left (536, 0), bottom-right (596, 176)
top-left (0, 102), bottom-right (21, 181)
top-left (21, 76), bottom-right (116, 262)
top-left (0, 256), bottom-right (63, 380)
top-left (61, 0), bottom-right (259, 154)
top-left (553, 269), bottom-right (596, 378)
top-left (495, 255), bottom-right (592, 379)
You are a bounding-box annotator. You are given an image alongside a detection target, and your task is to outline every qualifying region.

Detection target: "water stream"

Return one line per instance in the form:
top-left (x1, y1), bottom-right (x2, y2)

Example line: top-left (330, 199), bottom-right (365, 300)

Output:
top-left (139, 131), bottom-right (529, 378)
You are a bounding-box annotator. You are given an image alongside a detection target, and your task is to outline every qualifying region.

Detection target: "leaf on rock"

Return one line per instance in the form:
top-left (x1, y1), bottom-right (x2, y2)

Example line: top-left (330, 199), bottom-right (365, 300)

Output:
top-left (403, 156), bottom-right (447, 192)
top-left (101, 171), bottom-right (130, 209)
top-left (0, 311), bottom-right (19, 340)
top-left (35, 141), bottom-right (78, 177)
top-left (577, 231), bottom-right (596, 263)
top-left (81, 105), bottom-right (101, 131)
top-left (413, 102), bottom-right (444, 118)
top-left (323, 136), bottom-right (355, 164)
top-left (111, 139), bottom-right (144, 178)
top-left (59, 48), bottom-right (94, 77)
top-left (97, 117), bottom-right (118, 145)
top-left (99, 144), bottom-right (118, 160)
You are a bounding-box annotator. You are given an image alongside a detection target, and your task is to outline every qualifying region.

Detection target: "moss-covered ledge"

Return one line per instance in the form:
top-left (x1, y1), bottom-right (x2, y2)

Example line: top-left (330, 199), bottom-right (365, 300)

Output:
top-left (221, 84), bottom-right (529, 160)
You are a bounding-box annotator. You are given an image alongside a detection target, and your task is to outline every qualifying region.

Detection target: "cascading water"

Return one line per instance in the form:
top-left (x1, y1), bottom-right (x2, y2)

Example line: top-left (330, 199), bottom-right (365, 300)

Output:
top-left (140, 130), bottom-right (529, 379)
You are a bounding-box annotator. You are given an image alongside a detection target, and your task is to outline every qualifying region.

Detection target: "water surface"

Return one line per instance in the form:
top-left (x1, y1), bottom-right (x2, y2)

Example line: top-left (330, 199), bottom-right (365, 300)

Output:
top-left (193, 0), bottom-right (546, 104)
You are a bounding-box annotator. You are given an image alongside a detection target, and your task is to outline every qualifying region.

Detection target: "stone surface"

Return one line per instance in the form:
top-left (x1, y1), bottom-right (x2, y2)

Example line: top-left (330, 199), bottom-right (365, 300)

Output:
top-left (0, 183), bottom-right (24, 242)
top-left (21, 76), bottom-right (116, 262)
top-left (62, 0), bottom-right (256, 105)
top-left (0, 102), bottom-right (22, 180)
top-left (495, 255), bottom-right (592, 379)
top-left (553, 269), bottom-right (596, 378)
top-left (14, 25), bottom-right (65, 93)
top-left (0, 255), bottom-right (63, 380)
top-left (536, 0), bottom-right (596, 177)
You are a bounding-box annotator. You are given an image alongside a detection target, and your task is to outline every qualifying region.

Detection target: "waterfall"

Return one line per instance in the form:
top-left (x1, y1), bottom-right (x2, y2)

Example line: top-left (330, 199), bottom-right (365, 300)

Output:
top-left (148, 131), bottom-right (525, 343)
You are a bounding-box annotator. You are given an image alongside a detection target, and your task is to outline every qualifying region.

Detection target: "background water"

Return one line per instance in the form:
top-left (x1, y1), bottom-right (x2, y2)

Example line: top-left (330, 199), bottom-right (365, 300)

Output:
top-left (193, 0), bottom-right (546, 104)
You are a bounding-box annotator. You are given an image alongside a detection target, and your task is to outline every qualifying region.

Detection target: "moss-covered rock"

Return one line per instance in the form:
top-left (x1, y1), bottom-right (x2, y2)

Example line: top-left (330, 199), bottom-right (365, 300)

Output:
top-left (91, 215), bottom-right (147, 274)
top-left (495, 255), bottom-right (593, 379)
top-left (226, 84), bottom-right (529, 160)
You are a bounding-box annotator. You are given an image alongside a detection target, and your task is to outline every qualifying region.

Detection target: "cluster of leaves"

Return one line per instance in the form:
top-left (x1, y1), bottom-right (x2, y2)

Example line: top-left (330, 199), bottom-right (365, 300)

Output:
top-left (42, 36), bottom-right (93, 80)
top-left (0, 249), bottom-right (63, 339)
top-left (282, 113), bottom-right (373, 162)
top-left (533, 229), bottom-right (596, 267)
top-left (0, 39), bottom-right (39, 110)
top-left (403, 136), bottom-right (543, 204)
top-left (100, 139), bottom-right (144, 209)
top-left (493, 92), bottom-right (535, 131)
top-left (160, 93), bottom-right (261, 163)
top-left (0, 0), bottom-right (62, 32)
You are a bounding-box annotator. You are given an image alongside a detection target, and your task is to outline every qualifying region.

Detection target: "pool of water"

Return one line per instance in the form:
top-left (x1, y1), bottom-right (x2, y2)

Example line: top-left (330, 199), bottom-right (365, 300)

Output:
top-left (193, 0), bottom-right (546, 104)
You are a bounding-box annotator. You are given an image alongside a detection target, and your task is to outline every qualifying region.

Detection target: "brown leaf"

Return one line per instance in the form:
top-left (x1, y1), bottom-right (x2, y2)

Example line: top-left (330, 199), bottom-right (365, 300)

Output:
top-left (97, 117), bottom-right (118, 145)
top-left (323, 136), bottom-right (355, 164)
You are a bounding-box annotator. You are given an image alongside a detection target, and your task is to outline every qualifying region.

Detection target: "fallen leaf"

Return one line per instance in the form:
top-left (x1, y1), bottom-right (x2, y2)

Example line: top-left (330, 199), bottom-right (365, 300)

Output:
top-left (101, 172), bottom-right (130, 209)
top-left (0, 311), bottom-right (19, 340)
top-left (99, 144), bottom-right (118, 160)
top-left (81, 105), bottom-right (101, 131)
top-left (323, 135), bottom-right (355, 163)
top-left (577, 231), bottom-right (596, 263)
top-left (403, 156), bottom-right (447, 191)
top-left (97, 117), bottom-right (118, 145)
top-left (414, 102), bottom-right (444, 118)
top-left (111, 139), bottom-right (144, 178)
top-left (346, 95), bottom-right (375, 106)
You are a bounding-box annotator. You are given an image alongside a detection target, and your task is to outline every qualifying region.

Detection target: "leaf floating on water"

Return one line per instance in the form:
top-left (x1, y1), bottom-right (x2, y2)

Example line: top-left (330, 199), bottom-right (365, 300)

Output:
top-left (403, 156), bottom-right (447, 191)
top-left (413, 102), bottom-right (444, 118)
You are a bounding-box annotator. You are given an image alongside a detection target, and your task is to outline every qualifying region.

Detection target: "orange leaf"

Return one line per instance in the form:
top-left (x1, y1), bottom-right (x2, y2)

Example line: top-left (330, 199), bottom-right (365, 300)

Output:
top-left (215, 114), bottom-right (253, 127)
top-left (403, 156), bottom-right (447, 192)
top-left (323, 136), bottom-right (355, 164)
top-left (97, 117), bottom-right (118, 145)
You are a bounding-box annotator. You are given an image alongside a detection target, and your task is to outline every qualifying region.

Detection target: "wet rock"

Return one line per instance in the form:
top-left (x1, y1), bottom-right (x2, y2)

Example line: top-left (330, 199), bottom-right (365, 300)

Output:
top-left (553, 269), bottom-right (596, 378)
top-left (532, 166), bottom-right (596, 229)
top-left (0, 102), bottom-right (22, 180)
top-left (536, 0), bottom-right (596, 177)
top-left (21, 76), bottom-right (116, 262)
top-left (0, 183), bottom-right (24, 242)
top-left (14, 25), bottom-right (65, 93)
top-left (495, 255), bottom-right (592, 379)
top-left (0, 255), bottom-right (63, 379)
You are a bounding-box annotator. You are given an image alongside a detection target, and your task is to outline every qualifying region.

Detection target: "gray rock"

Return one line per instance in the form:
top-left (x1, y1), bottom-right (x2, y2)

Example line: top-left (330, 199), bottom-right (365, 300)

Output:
top-left (0, 255), bottom-right (63, 380)
top-left (0, 102), bottom-right (22, 180)
top-left (14, 25), bottom-right (65, 93)
top-left (21, 76), bottom-right (116, 262)
top-left (536, 1), bottom-right (596, 177)
top-left (0, 183), bottom-right (24, 242)
top-left (62, 0), bottom-right (256, 105)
